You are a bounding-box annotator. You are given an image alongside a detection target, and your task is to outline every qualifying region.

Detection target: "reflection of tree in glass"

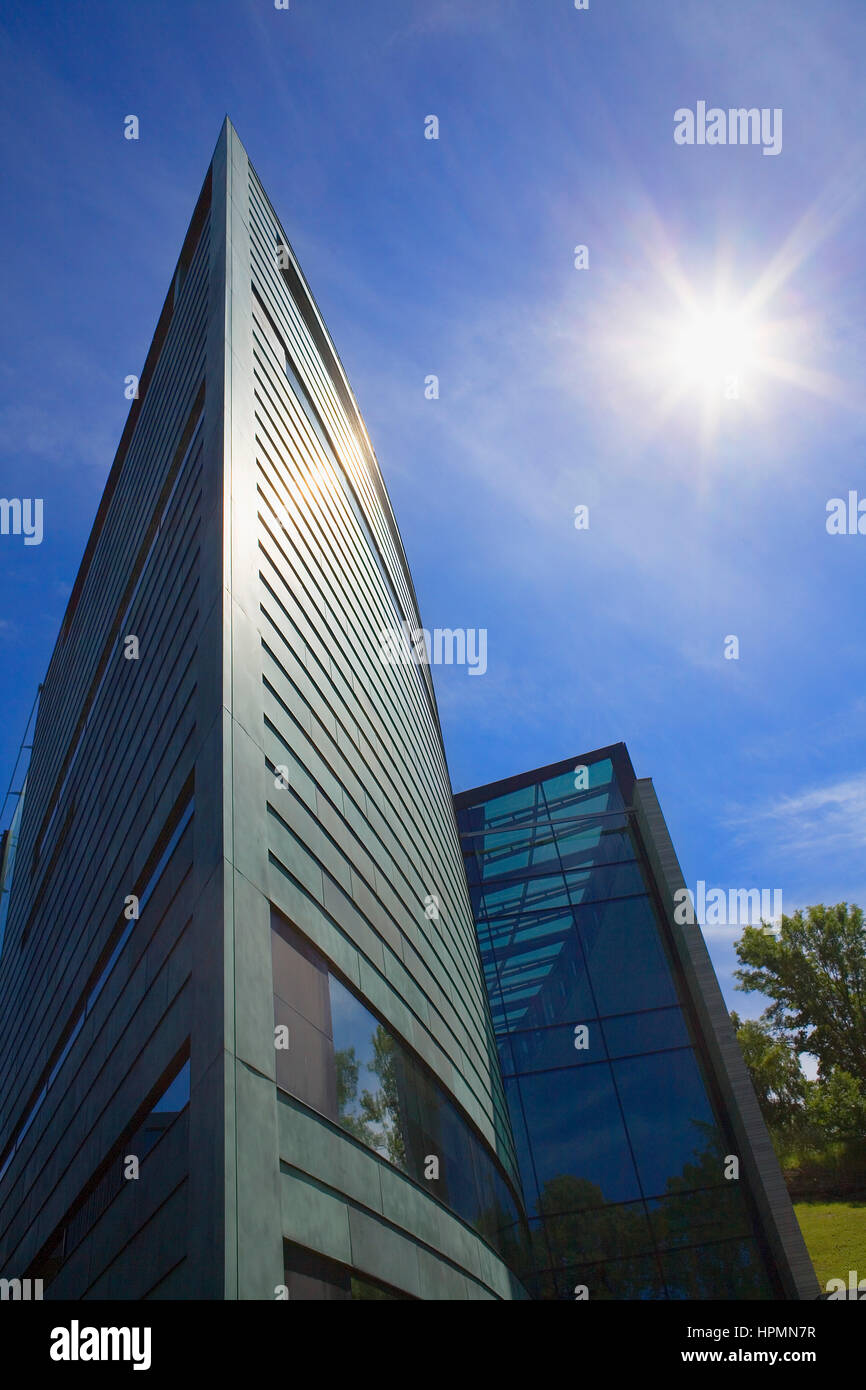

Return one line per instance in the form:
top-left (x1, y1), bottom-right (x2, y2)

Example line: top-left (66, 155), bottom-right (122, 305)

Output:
top-left (471, 1174), bottom-right (532, 1278)
top-left (665, 1120), bottom-right (726, 1196)
top-left (658, 1126), bottom-right (741, 1256)
top-left (539, 1176), bottom-right (654, 1297)
top-left (359, 1028), bottom-right (407, 1169)
top-left (335, 1046), bottom-right (375, 1146)
top-left (656, 1127), bottom-right (771, 1298)
top-left (535, 1121), bottom-right (772, 1298)
top-left (334, 1032), bottom-right (407, 1169)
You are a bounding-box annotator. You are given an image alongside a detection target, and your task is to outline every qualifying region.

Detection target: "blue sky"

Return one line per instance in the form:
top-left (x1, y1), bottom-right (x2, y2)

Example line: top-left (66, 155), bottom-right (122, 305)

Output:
top-left (1, 0), bottom-right (864, 1024)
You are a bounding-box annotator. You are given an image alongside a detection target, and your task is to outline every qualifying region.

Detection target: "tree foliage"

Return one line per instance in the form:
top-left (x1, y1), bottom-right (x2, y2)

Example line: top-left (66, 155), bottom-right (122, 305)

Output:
top-left (729, 1011), bottom-right (807, 1131)
top-left (804, 1068), bottom-right (866, 1143)
top-left (733, 903), bottom-right (866, 1086)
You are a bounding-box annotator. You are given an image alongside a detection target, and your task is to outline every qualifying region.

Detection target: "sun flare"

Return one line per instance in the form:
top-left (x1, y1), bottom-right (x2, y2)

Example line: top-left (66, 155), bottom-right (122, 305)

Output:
top-left (667, 305), bottom-right (759, 393)
top-left (582, 171), bottom-right (865, 458)
top-left (596, 266), bottom-right (820, 456)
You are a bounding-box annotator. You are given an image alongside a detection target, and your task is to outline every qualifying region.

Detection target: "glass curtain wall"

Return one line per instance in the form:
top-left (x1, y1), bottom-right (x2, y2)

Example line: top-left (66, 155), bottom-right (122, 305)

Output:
top-left (457, 750), bottom-right (778, 1300)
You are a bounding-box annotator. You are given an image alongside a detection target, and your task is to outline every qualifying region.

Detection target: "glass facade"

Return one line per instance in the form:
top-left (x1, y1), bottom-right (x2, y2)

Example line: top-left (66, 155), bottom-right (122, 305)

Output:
top-left (456, 747), bottom-right (779, 1299)
top-left (271, 910), bottom-right (529, 1276)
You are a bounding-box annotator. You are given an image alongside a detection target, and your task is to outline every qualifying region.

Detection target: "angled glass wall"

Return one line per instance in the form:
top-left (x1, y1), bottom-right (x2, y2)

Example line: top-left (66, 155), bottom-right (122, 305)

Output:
top-left (456, 745), bottom-right (781, 1300)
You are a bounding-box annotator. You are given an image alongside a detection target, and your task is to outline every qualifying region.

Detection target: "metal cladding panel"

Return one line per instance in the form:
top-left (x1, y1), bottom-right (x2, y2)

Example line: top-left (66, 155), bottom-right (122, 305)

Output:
top-left (244, 167), bottom-right (515, 1166)
top-left (216, 123), bottom-right (524, 1300)
top-left (0, 174), bottom-right (217, 1297)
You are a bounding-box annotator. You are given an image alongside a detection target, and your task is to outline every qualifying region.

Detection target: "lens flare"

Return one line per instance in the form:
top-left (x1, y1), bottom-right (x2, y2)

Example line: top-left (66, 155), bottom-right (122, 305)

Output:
top-left (668, 307), bottom-right (758, 390)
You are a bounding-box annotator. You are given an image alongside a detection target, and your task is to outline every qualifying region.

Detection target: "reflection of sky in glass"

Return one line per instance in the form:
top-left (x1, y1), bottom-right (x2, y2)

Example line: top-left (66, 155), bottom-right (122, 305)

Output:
top-left (329, 975), bottom-right (375, 1060)
top-left (0, 780), bottom-right (25, 958)
top-left (152, 1059), bottom-right (190, 1114)
top-left (467, 761), bottom-right (632, 1032)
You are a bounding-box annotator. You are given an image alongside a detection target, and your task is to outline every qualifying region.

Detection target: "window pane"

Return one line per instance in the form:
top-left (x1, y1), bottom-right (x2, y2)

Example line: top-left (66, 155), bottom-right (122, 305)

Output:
top-left (271, 915), bottom-right (331, 1033)
top-left (274, 995), bottom-right (337, 1118)
top-left (329, 975), bottom-right (408, 1170)
top-left (491, 917), bottom-right (597, 1032)
top-left (549, 1254), bottom-right (666, 1301)
top-left (507, 1020), bottom-right (606, 1075)
top-left (351, 1274), bottom-right (408, 1300)
top-left (578, 895), bottom-right (678, 1016)
top-left (661, 1238), bottom-right (775, 1299)
top-left (504, 1075), bottom-right (537, 1208)
top-left (283, 1242), bottom-right (350, 1301)
top-left (542, 1197), bottom-right (654, 1268)
top-left (479, 872), bottom-right (573, 920)
top-left (556, 823), bottom-right (634, 874)
top-left (541, 760), bottom-right (618, 810)
top-left (648, 1184), bottom-right (753, 1252)
top-left (613, 1048), bottom-right (724, 1199)
top-left (518, 1063), bottom-right (642, 1211)
top-left (564, 859), bottom-right (646, 908)
top-left (478, 784), bottom-right (538, 821)
top-left (601, 1007), bottom-right (690, 1059)
top-left (152, 1059), bottom-right (190, 1114)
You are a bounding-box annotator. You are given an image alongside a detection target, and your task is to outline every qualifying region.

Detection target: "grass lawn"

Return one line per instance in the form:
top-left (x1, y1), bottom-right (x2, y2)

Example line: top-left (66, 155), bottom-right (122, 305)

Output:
top-left (794, 1201), bottom-right (866, 1288)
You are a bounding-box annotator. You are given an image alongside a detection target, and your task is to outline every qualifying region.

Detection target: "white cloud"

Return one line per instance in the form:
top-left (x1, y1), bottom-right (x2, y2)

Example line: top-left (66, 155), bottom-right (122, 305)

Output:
top-left (730, 773), bottom-right (866, 859)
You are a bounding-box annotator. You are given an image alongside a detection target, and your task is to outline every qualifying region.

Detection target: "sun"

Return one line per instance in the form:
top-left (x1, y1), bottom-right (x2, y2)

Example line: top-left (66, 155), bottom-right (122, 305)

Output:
top-left (572, 152), bottom-right (866, 461)
top-left (596, 273), bottom-right (800, 454)
top-left (603, 284), bottom-right (776, 451)
top-left (667, 305), bottom-right (759, 394)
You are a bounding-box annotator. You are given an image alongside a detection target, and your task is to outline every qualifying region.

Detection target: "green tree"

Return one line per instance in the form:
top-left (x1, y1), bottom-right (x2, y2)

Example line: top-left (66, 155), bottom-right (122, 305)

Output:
top-left (730, 1011), bottom-right (807, 1131)
top-left (734, 903), bottom-right (866, 1087)
top-left (805, 1068), bottom-right (866, 1143)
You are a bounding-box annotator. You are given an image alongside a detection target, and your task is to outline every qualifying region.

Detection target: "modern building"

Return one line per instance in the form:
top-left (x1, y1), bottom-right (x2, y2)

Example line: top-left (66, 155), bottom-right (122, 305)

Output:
top-left (0, 119), bottom-right (527, 1301)
top-left (0, 120), bottom-right (819, 1304)
top-left (455, 744), bottom-right (819, 1300)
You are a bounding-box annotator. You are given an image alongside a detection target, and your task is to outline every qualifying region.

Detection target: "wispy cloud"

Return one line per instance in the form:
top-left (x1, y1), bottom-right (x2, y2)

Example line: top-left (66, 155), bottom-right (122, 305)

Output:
top-left (728, 773), bottom-right (866, 859)
top-left (385, 0), bottom-right (513, 43)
